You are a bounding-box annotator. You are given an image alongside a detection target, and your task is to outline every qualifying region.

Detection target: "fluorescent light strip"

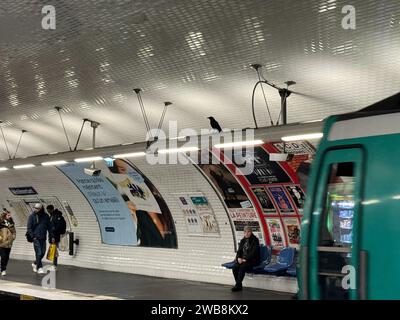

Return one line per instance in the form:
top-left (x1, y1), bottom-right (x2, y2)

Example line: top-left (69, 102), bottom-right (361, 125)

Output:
top-left (74, 156), bottom-right (103, 163)
top-left (169, 136), bottom-right (187, 140)
top-left (113, 152), bottom-right (146, 158)
top-left (214, 140), bottom-right (264, 149)
top-left (281, 133), bottom-right (323, 142)
top-left (41, 160), bottom-right (67, 166)
top-left (0, 167), bottom-right (9, 171)
top-left (13, 164), bottom-right (35, 169)
top-left (158, 147), bottom-right (199, 154)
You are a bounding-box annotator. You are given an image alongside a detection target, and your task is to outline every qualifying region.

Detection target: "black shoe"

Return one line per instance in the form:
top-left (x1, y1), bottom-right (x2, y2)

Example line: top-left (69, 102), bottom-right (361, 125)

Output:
top-left (231, 286), bottom-right (243, 292)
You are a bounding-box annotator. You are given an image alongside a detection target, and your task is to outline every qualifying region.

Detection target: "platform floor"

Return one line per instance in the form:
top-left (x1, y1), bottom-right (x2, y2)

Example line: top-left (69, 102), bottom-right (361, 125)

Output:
top-left (0, 260), bottom-right (294, 300)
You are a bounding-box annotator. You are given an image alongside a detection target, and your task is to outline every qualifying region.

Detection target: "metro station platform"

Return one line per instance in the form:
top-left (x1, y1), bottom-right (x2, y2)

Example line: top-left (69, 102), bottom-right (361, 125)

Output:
top-left (0, 260), bottom-right (294, 300)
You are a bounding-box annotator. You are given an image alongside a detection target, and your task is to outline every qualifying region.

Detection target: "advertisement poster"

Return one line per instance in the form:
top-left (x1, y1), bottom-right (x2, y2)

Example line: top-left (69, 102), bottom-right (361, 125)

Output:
top-left (58, 160), bottom-right (177, 248)
top-left (266, 218), bottom-right (286, 247)
top-left (283, 218), bottom-right (301, 248)
top-left (229, 208), bottom-right (263, 243)
top-left (97, 160), bottom-right (161, 214)
top-left (272, 141), bottom-right (316, 156)
top-left (268, 186), bottom-right (295, 214)
top-left (5, 200), bottom-right (31, 227)
top-left (197, 162), bottom-right (249, 208)
top-left (223, 146), bottom-right (292, 185)
top-left (177, 193), bottom-right (219, 235)
top-left (251, 187), bottom-right (276, 214)
top-left (99, 159), bottom-right (177, 248)
top-left (285, 185), bottom-right (306, 213)
top-left (272, 141), bottom-right (315, 192)
top-left (57, 162), bottom-right (137, 246)
top-left (194, 151), bottom-right (264, 245)
top-left (178, 196), bottom-right (203, 234)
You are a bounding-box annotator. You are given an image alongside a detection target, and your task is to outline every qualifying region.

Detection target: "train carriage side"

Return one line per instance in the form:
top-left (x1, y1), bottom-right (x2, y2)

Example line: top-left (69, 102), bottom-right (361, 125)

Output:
top-left (299, 110), bottom-right (400, 300)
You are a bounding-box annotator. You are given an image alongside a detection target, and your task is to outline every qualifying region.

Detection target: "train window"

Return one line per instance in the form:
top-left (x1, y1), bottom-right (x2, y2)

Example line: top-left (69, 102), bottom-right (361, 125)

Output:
top-left (317, 162), bottom-right (355, 300)
top-left (319, 162), bottom-right (355, 247)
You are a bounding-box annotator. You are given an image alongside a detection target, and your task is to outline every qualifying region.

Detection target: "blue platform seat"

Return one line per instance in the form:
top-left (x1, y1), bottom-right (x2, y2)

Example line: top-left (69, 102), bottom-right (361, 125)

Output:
top-left (252, 245), bottom-right (272, 274)
top-left (286, 249), bottom-right (298, 276)
top-left (221, 260), bottom-right (236, 269)
top-left (264, 247), bottom-right (295, 274)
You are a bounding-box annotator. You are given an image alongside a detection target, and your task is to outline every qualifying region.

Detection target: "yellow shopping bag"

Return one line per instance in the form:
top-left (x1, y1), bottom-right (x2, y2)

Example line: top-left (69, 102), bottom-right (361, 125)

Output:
top-left (46, 243), bottom-right (59, 262)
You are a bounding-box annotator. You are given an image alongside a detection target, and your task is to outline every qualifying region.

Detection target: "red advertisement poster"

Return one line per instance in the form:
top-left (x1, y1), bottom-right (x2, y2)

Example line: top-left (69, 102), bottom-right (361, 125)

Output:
top-left (283, 217), bottom-right (301, 248)
top-left (265, 218), bottom-right (286, 247)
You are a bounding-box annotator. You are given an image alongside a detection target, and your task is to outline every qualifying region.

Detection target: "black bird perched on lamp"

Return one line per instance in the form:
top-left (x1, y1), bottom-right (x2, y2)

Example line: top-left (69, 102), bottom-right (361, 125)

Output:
top-left (207, 116), bottom-right (222, 133)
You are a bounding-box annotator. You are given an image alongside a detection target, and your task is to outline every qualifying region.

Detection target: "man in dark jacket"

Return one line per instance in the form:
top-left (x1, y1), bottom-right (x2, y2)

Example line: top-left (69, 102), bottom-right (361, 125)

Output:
top-left (47, 205), bottom-right (67, 269)
top-left (26, 203), bottom-right (50, 274)
top-left (231, 226), bottom-right (260, 292)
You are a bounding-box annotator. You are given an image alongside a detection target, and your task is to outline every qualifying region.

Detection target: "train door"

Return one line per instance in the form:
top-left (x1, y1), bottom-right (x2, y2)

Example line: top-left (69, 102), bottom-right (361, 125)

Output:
top-left (306, 148), bottom-right (365, 299)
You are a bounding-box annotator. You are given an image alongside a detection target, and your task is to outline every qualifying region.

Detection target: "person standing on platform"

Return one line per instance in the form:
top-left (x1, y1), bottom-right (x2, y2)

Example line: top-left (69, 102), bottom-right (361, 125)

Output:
top-left (0, 209), bottom-right (16, 276)
top-left (47, 205), bottom-right (66, 270)
top-left (26, 203), bottom-right (50, 274)
top-left (231, 226), bottom-right (260, 292)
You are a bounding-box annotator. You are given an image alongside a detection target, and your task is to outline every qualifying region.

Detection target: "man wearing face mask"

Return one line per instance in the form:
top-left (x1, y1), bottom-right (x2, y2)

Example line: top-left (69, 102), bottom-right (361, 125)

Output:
top-left (26, 203), bottom-right (50, 274)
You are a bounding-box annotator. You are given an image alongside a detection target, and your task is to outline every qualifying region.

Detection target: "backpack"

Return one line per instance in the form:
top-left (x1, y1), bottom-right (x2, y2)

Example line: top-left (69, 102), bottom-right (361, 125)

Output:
top-left (60, 216), bottom-right (67, 234)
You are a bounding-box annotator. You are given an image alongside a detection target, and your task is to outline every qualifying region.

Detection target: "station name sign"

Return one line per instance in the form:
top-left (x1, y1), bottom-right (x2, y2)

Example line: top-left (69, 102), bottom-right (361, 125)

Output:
top-left (9, 187), bottom-right (38, 196)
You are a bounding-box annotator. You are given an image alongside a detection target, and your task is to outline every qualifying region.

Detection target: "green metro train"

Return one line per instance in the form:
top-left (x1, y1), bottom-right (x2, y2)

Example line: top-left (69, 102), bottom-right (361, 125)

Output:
top-left (298, 93), bottom-right (400, 300)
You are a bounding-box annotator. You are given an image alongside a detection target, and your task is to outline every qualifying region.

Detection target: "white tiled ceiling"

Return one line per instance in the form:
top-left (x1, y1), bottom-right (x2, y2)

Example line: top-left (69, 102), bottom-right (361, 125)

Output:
top-left (0, 0), bottom-right (399, 158)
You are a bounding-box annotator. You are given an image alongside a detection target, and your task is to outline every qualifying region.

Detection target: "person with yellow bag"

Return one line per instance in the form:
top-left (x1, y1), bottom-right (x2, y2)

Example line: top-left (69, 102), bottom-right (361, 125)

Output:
top-left (46, 242), bottom-right (58, 265)
top-left (0, 209), bottom-right (16, 276)
top-left (47, 205), bottom-right (66, 270)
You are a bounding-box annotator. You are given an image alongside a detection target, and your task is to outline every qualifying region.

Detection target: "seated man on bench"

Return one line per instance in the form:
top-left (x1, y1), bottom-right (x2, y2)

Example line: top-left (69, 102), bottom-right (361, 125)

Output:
top-left (231, 226), bottom-right (260, 292)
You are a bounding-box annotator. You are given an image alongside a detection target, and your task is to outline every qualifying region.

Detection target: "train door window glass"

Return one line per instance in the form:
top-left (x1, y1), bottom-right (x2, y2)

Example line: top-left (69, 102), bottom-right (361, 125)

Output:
top-left (319, 162), bottom-right (355, 248)
top-left (317, 162), bottom-right (355, 300)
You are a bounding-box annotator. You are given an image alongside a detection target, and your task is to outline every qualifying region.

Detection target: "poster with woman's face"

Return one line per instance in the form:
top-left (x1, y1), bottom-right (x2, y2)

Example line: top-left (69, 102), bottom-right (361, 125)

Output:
top-left (267, 186), bottom-right (295, 214)
top-left (95, 159), bottom-right (178, 248)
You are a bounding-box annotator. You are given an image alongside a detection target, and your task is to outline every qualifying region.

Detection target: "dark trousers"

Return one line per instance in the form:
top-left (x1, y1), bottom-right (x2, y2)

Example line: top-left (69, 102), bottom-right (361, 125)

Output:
top-left (33, 239), bottom-right (46, 269)
top-left (232, 262), bottom-right (254, 287)
top-left (0, 247), bottom-right (11, 272)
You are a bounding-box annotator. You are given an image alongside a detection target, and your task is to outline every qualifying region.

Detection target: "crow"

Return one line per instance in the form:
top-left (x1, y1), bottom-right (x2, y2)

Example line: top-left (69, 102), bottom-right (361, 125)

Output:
top-left (207, 116), bottom-right (222, 132)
